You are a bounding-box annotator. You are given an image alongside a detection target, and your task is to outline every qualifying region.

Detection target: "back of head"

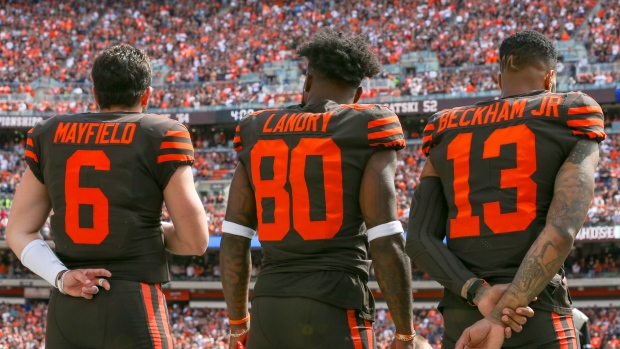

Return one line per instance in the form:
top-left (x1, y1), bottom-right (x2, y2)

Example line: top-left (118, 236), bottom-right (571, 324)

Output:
top-left (91, 44), bottom-right (152, 109)
top-left (499, 30), bottom-right (557, 73)
top-left (296, 27), bottom-right (381, 88)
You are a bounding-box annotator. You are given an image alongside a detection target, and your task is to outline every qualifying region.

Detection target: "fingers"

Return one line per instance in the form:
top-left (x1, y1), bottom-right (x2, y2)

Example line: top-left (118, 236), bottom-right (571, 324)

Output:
top-left (501, 314), bottom-right (523, 333)
top-left (502, 309), bottom-right (528, 325)
top-left (455, 329), bottom-right (469, 349)
top-left (514, 306), bottom-right (535, 318)
top-left (504, 326), bottom-right (512, 339)
top-left (85, 269), bottom-right (112, 278)
top-left (95, 278), bottom-right (111, 291)
top-left (69, 270), bottom-right (91, 285)
top-left (80, 285), bottom-right (99, 300)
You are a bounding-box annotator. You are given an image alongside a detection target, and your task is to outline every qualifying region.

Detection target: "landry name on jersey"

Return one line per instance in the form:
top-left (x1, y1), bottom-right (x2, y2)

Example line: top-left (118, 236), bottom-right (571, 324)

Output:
top-left (422, 90), bottom-right (606, 314)
top-left (233, 101), bottom-right (404, 315)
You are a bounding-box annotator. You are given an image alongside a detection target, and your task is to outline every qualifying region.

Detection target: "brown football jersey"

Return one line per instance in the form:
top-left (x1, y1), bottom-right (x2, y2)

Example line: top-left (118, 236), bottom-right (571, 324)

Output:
top-left (422, 90), bottom-right (606, 314)
top-left (25, 112), bottom-right (194, 284)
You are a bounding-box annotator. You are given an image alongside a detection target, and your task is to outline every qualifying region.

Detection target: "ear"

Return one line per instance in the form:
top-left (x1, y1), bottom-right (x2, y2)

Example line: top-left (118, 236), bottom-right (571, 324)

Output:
top-left (92, 87), bottom-right (99, 105)
top-left (141, 86), bottom-right (153, 106)
top-left (498, 73), bottom-right (502, 90)
top-left (545, 70), bottom-right (556, 92)
top-left (353, 86), bottom-right (363, 103)
top-left (304, 74), bottom-right (313, 92)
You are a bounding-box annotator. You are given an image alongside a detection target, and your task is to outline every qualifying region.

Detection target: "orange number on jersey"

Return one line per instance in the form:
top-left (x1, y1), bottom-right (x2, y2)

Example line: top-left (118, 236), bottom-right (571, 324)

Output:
top-left (448, 125), bottom-right (537, 238)
top-left (447, 133), bottom-right (480, 238)
top-left (483, 125), bottom-right (537, 233)
top-left (251, 138), bottom-right (344, 241)
top-left (250, 139), bottom-right (290, 241)
top-left (65, 150), bottom-right (110, 244)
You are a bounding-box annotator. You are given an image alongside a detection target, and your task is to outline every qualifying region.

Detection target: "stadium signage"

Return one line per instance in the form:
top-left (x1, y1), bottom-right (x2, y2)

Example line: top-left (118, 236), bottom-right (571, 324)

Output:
top-left (575, 226), bottom-right (619, 241)
top-left (0, 116), bottom-right (44, 128)
top-left (387, 101), bottom-right (438, 114)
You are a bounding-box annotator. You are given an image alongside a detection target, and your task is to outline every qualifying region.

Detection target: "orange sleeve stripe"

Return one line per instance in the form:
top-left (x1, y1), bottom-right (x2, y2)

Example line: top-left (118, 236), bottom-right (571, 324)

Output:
top-left (165, 130), bottom-right (191, 139)
top-left (157, 154), bottom-right (194, 164)
top-left (369, 139), bottom-right (406, 147)
top-left (234, 146), bottom-right (243, 151)
top-left (568, 105), bottom-right (603, 115)
top-left (236, 126), bottom-right (240, 132)
top-left (28, 128), bottom-right (34, 134)
top-left (572, 130), bottom-right (606, 139)
top-left (159, 142), bottom-right (194, 151)
top-left (422, 146), bottom-right (430, 156)
top-left (25, 150), bottom-right (38, 162)
top-left (233, 136), bottom-right (241, 143)
top-left (341, 103), bottom-right (377, 110)
top-left (368, 115), bottom-right (399, 129)
top-left (27, 139), bottom-right (34, 147)
top-left (422, 135), bottom-right (433, 143)
top-left (368, 127), bottom-right (403, 140)
top-left (567, 118), bottom-right (604, 128)
top-left (424, 123), bottom-right (435, 131)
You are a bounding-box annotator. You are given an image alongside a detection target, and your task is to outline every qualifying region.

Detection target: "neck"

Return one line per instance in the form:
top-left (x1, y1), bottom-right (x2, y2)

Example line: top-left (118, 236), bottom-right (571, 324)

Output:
top-left (99, 105), bottom-right (143, 113)
top-left (305, 82), bottom-right (357, 105)
top-left (501, 84), bottom-right (546, 98)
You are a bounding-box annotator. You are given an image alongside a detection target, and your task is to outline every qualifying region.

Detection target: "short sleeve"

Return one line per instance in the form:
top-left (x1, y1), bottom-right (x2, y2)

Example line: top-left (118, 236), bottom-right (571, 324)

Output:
top-left (157, 123), bottom-right (195, 189)
top-left (421, 118), bottom-right (437, 157)
top-left (367, 106), bottom-right (405, 150)
top-left (25, 128), bottom-right (44, 183)
top-left (233, 124), bottom-right (242, 152)
top-left (566, 93), bottom-right (606, 142)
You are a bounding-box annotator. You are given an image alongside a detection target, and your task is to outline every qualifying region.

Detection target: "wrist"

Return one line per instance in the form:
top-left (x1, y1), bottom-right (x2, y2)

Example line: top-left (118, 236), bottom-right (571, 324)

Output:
top-left (461, 277), bottom-right (479, 298)
top-left (466, 279), bottom-right (489, 306)
top-left (472, 284), bottom-right (491, 306)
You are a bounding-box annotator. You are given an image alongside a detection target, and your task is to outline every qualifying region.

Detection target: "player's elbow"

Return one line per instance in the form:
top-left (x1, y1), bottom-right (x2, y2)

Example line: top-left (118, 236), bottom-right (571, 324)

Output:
top-left (189, 232), bottom-right (209, 256)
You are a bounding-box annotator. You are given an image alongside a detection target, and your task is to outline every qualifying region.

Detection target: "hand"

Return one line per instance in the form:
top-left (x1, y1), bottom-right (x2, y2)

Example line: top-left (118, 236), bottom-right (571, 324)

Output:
top-left (60, 269), bottom-right (111, 299)
top-left (456, 318), bottom-right (506, 349)
top-left (389, 338), bottom-right (415, 349)
top-left (476, 284), bottom-right (536, 334)
top-left (228, 323), bottom-right (249, 349)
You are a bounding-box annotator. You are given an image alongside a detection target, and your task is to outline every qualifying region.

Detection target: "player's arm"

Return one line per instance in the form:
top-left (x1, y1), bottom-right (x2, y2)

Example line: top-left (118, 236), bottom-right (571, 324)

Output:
top-left (7, 168), bottom-right (110, 299)
top-left (487, 138), bottom-right (599, 324)
top-left (220, 161), bottom-right (257, 344)
top-left (361, 150), bottom-right (414, 339)
top-left (406, 159), bottom-right (477, 297)
top-left (162, 165), bottom-right (209, 255)
top-left (407, 159), bottom-right (534, 332)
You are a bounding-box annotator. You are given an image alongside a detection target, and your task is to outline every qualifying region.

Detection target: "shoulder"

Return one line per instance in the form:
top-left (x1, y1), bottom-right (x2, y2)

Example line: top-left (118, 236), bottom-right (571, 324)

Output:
top-left (139, 113), bottom-right (188, 137)
top-left (28, 114), bottom-right (70, 137)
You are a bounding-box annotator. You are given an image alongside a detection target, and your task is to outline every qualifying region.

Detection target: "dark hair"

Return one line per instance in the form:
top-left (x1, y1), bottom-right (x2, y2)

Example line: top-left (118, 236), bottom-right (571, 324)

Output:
top-left (499, 30), bottom-right (557, 72)
top-left (296, 28), bottom-right (382, 87)
top-left (91, 44), bottom-right (152, 109)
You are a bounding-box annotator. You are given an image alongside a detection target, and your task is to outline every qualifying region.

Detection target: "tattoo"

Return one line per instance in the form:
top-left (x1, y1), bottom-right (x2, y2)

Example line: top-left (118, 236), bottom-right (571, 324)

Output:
top-left (488, 139), bottom-right (599, 323)
top-left (371, 235), bottom-right (414, 334)
top-left (473, 284), bottom-right (489, 305)
top-left (220, 234), bottom-right (252, 319)
top-left (221, 162), bottom-right (256, 320)
top-left (566, 139), bottom-right (599, 164)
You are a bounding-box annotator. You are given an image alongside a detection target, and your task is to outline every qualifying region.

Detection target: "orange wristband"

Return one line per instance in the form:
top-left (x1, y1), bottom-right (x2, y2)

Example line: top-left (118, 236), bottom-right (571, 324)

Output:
top-left (229, 314), bottom-right (250, 325)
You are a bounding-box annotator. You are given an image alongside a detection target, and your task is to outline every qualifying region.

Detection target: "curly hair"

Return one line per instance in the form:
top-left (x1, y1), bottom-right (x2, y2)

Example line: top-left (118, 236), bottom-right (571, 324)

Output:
top-left (499, 30), bottom-right (557, 72)
top-left (296, 28), bottom-right (382, 87)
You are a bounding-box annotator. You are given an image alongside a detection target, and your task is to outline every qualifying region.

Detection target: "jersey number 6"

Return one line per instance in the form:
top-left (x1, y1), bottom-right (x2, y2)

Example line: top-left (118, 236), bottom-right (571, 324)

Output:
top-left (65, 150), bottom-right (110, 244)
top-left (250, 138), bottom-right (344, 241)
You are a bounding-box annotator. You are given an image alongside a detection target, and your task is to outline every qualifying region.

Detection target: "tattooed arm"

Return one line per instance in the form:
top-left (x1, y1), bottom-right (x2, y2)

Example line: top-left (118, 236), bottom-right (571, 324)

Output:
top-left (220, 162), bottom-right (257, 345)
top-left (487, 139), bottom-right (599, 323)
top-left (361, 150), bottom-right (414, 337)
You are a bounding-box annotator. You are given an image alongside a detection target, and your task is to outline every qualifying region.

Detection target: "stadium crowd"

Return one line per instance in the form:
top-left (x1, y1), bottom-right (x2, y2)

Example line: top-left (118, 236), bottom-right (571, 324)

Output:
top-left (1, 0), bottom-right (619, 113)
